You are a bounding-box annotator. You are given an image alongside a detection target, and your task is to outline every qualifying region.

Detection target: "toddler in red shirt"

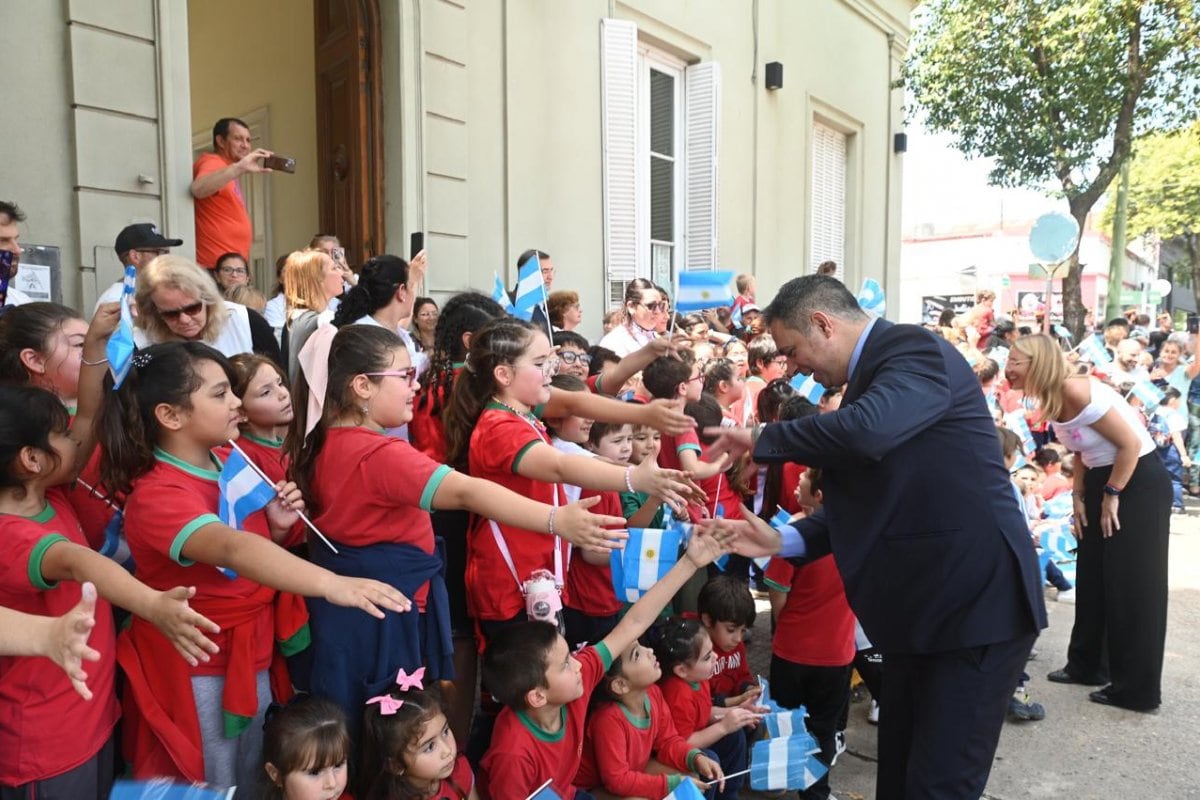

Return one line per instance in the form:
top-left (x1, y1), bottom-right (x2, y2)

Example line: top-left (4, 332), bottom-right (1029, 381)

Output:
top-left (696, 576), bottom-right (761, 708)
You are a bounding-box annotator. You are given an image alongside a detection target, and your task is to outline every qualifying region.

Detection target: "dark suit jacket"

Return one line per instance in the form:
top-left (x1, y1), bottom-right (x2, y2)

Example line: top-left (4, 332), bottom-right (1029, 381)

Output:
top-left (756, 319), bottom-right (1047, 654)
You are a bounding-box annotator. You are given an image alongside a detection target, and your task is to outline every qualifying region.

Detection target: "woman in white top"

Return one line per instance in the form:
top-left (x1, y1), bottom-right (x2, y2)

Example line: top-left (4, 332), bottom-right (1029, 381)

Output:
top-left (1007, 334), bottom-right (1170, 712)
top-left (596, 278), bottom-right (668, 357)
top-left (282, 249), bottom-right (343, 382)
top-left (134, 254), bottom-right (282, 364)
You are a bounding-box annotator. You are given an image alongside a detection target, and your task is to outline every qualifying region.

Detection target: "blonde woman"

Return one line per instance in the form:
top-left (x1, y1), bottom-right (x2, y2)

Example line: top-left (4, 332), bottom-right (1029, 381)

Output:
top-left (282, 249), bottom-right (344, 380)
top-left (134, 254), bottom-right (281, 363)
top-left (1006, 334), bottom-right (1170, 712)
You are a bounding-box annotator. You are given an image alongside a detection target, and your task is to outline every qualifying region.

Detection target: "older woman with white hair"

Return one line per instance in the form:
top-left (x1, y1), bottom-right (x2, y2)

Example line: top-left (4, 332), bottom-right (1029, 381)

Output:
top-left (134, 254), bottom-right (282, 364)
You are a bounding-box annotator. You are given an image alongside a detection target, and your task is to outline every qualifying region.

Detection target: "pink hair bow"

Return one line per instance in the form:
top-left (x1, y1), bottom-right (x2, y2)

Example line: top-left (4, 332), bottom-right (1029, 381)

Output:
top-left (395, 667), bottom-right (425, 691)
top-left (366, 694), bottom-right (404, 715)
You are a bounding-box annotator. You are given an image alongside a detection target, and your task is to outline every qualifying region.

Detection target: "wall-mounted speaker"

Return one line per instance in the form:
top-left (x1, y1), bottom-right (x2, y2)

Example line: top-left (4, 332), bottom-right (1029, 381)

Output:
top-left (765, 61), bottom-right (783, 90)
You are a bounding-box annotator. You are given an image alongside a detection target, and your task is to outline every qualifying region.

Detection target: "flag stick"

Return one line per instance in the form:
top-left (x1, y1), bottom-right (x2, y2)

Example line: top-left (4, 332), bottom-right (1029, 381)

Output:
top-left (707, 767), bottom-right (751, 785)
top-left (535, 254), bottom-right (554, 342)
top-left (524, 778), bottom-right (554, 800)
top-left (227, 439), bottom-right (339, 555)
top-left (75, 478), bottom-right (119, 510)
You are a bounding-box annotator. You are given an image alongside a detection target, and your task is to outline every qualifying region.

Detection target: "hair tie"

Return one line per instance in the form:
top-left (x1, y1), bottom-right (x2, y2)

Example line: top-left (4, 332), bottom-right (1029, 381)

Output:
top-left (394, 666), bottom-right (425, 691)
top-left (132, 351), bottom-right (152, 369)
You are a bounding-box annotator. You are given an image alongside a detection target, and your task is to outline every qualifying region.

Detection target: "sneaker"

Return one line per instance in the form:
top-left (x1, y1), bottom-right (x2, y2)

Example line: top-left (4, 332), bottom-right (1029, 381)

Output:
top-left (830, 730), bottom-right (846, 765)
top-left (1056, 588), bottom-right (1076, 604)
top-left (867, 700), bottom-right (880, 725)
top-left (1008, 686), bottom-right (1046, 722)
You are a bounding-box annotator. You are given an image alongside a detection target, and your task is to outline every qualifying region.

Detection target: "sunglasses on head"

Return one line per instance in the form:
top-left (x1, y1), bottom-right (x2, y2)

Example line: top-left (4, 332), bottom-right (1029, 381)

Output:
top-left (158, 301), bottom-right (205, 321)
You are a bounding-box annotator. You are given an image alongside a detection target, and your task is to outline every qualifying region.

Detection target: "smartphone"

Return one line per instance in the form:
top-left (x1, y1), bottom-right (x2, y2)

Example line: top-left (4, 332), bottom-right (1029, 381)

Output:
top-left (262, 154), bottom-right (296, 173)
top-left (1188, 315), bottom-right (1199, 335)
top-left (410, 232), bottom-right (424, 259)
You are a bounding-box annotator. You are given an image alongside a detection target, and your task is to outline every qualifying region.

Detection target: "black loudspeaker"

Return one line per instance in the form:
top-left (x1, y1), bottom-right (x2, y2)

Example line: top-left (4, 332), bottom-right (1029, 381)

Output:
top-left (894, 132), bottom-right (908, 153)
top-left (765, 61), bottom-right (783, 90)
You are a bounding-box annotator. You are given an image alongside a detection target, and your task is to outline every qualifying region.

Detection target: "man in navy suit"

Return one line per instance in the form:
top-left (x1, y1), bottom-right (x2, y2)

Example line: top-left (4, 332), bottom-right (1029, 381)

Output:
top-left (709, 275), bottom-right (1046, 800)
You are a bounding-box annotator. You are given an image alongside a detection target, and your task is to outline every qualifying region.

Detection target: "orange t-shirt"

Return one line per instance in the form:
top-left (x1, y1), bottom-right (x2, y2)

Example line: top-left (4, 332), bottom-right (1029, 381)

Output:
top-left (192, 152), bottom-right (252, 267)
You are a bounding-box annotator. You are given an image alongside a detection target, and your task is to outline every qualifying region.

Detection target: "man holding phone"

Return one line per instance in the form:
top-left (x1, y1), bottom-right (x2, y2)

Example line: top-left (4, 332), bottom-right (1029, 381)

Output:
top-left (190, 117), bottom-right (273, 268)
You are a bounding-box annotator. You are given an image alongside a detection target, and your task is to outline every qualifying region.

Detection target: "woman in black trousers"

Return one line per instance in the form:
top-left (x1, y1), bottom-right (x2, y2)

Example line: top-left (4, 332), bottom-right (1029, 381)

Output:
top-left (1007, 334), bottom-right (1171, 712)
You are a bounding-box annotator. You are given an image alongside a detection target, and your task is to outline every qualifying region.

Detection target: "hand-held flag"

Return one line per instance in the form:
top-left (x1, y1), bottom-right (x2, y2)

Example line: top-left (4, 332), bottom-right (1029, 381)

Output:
top-left (1003, 410), bottom-right (1036, 456)
top-left (523, 779), bottom-right (562, 800)
top-left (749, 736), bottom-right (829, 791)
top-left (1129, 379), bottom-right (1165, 408)
top-left (106, 264), bottom-right (138, 389)
top-left (609, 526), bottom-right (684, 602)
top-left (1077, 335), bottom-right (1112, 368)
top-left (789, 372), bottom-right (826, 405)
top-left (216, 446), bottom-right (279, 579)
top-left (109, 779), bottom-right (236, 800)
top-left (492, 272), bottom-right (517, 316)
top-left (675, 271), bottom-right (736, 313)
top-left (856, 277), bottom-right (886, 317)
top-left (664, 777), bottom-right (707, 800)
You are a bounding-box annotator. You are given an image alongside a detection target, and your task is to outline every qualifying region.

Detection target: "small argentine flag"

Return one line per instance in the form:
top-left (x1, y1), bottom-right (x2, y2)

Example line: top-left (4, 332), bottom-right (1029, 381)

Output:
top-left (730, 301), bottom-right (744, 330)
top-left (663, 777), bottom-right (706, 800)
top-left (523, 779), bottom-right (562, 800)
top-left (1078, 335), bottom-right (1112, 367)
top-left (750, 735), bottom-right (829, 791)
top-left (856, 277), bottom-right (886, 317)
top-left (757, 674), bottom-right (784, 713)
top-left (675, 271), bottom-right (736, 313)
top-left (492, 272), bottom-right (516, 316)
top-left (609, 526), bottom-right (683, 602)
top-left (1003, 409), bottom-right (1036, 456)
top-left (789, 372), bottom-right (826, 405)
top-left (106, 264), bottom-right (138, 389)
top-left (110, 779), bottom-right (236, 800)
top-left (216, 448), bottom-right (277, 579)
top-left (513, 252), bottom-right (547, 323)
top-left (1042, 493), bottom-right (1074, 520)
top-left (1040, 519), bottom-right (1076, 559)
top-left (1129, 378), bottom-right (1165, 407)
top-left (762, 708), bottom-right (815, 741)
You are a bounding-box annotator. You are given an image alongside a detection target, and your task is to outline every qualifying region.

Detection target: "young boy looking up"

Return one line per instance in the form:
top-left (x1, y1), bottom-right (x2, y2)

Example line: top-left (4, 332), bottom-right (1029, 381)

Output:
top-left (478, 521), bottom-right (737, 800)
top-left (697, 576), bottom-right (761, 708)
top-left (642, 353), bottom-right (726, 481)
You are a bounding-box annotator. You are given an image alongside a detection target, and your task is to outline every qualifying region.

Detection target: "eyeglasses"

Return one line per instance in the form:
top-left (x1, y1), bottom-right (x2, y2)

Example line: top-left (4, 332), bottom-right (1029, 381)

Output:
top-left (771, 357), bottom-right (789, 367)
top-left (135, 248), bottom-right (169, 257)
top-left (686, 372), bottom-right (704, 384)
top-left (559, 351), bottom-right (591, 366)
top-left (157, 301), bottom-right (205, 321)
top-left (519, 358), bottom-right (560, 377)
top-left (640, 301), bottom-right (667, 313)
top-left (219, 267), bottom-right (248, 276)
top-left (364, 368), bottom-right (419, 387)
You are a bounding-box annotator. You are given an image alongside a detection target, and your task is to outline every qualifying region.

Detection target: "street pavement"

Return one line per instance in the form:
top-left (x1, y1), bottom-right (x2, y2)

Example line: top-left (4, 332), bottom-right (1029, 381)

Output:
top-left (744, 502), bottom-right (1200, 799)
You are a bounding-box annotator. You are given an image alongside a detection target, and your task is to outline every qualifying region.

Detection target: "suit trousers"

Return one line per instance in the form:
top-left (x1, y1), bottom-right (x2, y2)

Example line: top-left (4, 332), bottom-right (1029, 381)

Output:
top-left (875, 632), bottom-right (1037, 800)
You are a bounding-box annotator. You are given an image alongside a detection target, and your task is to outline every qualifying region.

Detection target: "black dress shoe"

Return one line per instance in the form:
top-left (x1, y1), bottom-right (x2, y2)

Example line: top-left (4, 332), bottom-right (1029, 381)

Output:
top-left (1088, 687), bottom-right (1160, 712)
top-left (1047, 668), bottom-right (1108, 686)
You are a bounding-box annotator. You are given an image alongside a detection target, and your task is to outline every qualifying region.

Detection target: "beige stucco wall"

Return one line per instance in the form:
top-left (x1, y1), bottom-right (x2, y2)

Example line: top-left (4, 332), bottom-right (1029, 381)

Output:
top-left (187, 0), bottom-right (320, 264)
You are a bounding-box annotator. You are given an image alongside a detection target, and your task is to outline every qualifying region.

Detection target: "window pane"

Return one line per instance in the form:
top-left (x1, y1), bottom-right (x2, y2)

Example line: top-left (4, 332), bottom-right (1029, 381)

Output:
top-left (650, 70), bottom-right (674, 156)
top-left (650, 155), bottom-right (673, 242)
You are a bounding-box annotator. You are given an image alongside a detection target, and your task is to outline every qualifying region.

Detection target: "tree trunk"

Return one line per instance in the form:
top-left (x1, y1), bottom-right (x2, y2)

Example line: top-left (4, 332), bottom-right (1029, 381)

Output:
top-left (1187, 234), bottom-right (1200, 314)
top-left (1062, 204), bottom-right (1092, 342)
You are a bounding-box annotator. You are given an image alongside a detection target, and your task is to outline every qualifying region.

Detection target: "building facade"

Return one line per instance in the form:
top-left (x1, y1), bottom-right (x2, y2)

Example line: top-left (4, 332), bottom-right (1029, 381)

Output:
top-left (4, 0), bottom-right (914, 339)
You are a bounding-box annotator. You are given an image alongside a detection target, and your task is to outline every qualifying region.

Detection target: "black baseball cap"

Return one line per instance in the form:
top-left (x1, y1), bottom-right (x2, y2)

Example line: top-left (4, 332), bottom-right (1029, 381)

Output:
top-left (114, 223), bottom-right (183, 259)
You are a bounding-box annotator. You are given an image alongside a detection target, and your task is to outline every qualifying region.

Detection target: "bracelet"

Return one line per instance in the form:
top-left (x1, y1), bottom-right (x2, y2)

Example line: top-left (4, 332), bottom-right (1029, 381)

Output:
top-left (1103, 483), bottom-right (1122, 497)
top-left (547, 506), bottom-right (558, 537)
top-left (624, 465), bottom-right (636, 494)
top-left (81, 356), bottom-right (109, 367)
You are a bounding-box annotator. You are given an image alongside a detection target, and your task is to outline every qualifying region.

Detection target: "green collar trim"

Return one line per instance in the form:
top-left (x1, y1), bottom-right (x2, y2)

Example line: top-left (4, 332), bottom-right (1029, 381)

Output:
top-left (242, 432), bottom-right (283, 449)
top-left (26, 502), bottom-right (56, 525)
top-left (154, 447), bottom-right (221, 481)
top-left (516, 706), bottom-right (567, 742)
top-left (620, 695), bottom-right (652, 729)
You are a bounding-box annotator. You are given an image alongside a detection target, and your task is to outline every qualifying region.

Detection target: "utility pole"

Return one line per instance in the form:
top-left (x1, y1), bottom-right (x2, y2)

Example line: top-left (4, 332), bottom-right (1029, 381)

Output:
top-left (1105, 158), bottom-right (1131, 322)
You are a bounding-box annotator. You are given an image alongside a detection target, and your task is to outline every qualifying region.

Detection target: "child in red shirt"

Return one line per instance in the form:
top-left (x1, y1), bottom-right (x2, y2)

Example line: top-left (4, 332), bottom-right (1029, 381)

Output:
top-left (697, 576), bottom-right (761, 707)
top-left (650, 618), bottom-right (764, 800)
top-left (641, 353), bottom-right (726, 481)
top-left (577, 640), bottom-right (723, 798)
top-left (262, 695), bottom-right (353, 800)
top-left (477, 516), bottom-right (735, 800)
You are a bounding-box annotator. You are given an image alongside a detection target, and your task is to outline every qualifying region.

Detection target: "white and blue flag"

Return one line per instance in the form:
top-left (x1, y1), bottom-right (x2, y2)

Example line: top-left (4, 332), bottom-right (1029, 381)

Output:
top-left (513, 252), bottom-right (548, 323)
top-left (492, 272), bottom-right (516, 316)
top-left (730, 301), bottom-right (744, 330)
top-left (1042, 493), bottom-right (1074, 520)
top-left (1004, 410), bottom-right (1036, 456)
top-left (1077, 335), bottom-right (1112, 368)
top-left (675, 271), bottom-right (736, 313)
top-left (1129, 379), bottom-right (1165, 408)
top-left (750, 736), bottom-right (829, 791)
top-left (610, 526), bottom-right (684, 602)
top-left (663, 778), bottom-right (706, 800)
top-left (790, 372), bottom-right (826, 405)
top-left (106, 264), bottom-right (138, 389)
top-left (762, 708), bottom-right (817, 744)
top-left (216, 448), bottom-right (277, 580)
top-left (856, 277), bottom-right (886, 317)
top-left (757, 674), bottom-right (784, 714)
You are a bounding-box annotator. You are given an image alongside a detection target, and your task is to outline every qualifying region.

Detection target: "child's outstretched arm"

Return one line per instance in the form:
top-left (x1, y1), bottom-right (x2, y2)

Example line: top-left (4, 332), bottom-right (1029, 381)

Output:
top-left (430, 471), bottom-right (628, 553)
top-left (516, 442), bottom-right (703, 511)
top-left (180, 522), bottom-right (411, 619)
top-left (0, 584), bottom-right (101, 700)
top-left (38, 541), bottom-right (221, 667)
top-left (676, 448), bottom-right (729, 482)
top-left (545, 389), bottom-right (695, 437)
top-left (599, 519), bottom-right (736, 658)
top-left (69, 302), bottom-right (121, 475)
top-left (592, 337), bottom-right (679, 396)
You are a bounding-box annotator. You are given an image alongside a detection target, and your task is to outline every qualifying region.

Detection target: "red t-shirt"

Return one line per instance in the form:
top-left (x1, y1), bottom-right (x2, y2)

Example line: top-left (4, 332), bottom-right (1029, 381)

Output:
top-left (765, 555), bottom-right (855, 666)
top-left (65, 446), bottom-right (118, 551)
top-left (696, 443), bottom-right (741, 521)
top-left (0, 488), bottom-right (120, 784)
top-left (410, 368), bottom-right (460, 464)
top-left (1041, 472), bottom-right (1071, 501)
top-left (577, 685), bottom-right (699, 798)
top-left (192, 151), bottom-right (252, 268)
top-left (564, 489), bottom-right (623, 617)
top-left (658, 429), bottom-right (701, 472)
top-left (310, 427), bottom-right (452, 609)
top-left (430, 753), bottom-right (475, 800)
top-left (709, 640), bottom-right (752, 699)
top-left (123, 450), bottom-right (274, 674)
top-left (466, 405), bottom-right (569, 621)
top-left (479, 643), bottom-right (612, 800)
top-left (659, 674), bottom-right (713, 740)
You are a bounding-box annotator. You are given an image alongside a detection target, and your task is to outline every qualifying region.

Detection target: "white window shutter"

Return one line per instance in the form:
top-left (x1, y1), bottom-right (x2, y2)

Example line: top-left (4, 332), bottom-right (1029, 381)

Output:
top-left (601, 18), bottom-right (639, 293)
top-left (684, 61), bottom-right (720, 271)
top-left (810, 122), bottom-right (847, 278)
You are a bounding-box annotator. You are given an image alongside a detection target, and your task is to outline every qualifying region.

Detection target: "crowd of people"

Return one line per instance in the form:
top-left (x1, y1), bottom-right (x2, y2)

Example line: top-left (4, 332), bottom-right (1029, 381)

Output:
top-left (0, 119), bottom-right (1176, 800)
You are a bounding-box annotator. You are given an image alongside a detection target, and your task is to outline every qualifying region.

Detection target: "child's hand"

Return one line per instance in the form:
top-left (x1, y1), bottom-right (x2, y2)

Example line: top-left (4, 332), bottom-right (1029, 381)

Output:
top-left (689, 452), bottom-right (730, 482)
top-left (265, 480), bottom-right (304, 536)
top-left (556, 496), bottom-right (629, 553)
top-left (693, 754), bottom-right (724, 791)
top-left (686, 518), bottom-right (737, 569)
top-left (47, 582), bottom-right (102, 700)
top-left (726, 685), bottom-right (762, 707)
top-left (643, 398), bottom-right (695, 436)
top-left (630, 457), bottom-right (696, 509)
top-left (721, 706), bottom-right (761, 732)
top-left (85, 302), bottom-right (122, 347)
top-left (324, 576), bottom-right (412, 619)
top-left (146, 586), bottom-right (221, 667)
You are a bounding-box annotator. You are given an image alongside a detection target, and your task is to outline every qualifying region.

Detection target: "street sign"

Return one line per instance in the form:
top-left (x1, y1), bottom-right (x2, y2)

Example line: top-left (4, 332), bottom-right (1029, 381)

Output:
top-left (1029, 213), bottom-right (1080, 264)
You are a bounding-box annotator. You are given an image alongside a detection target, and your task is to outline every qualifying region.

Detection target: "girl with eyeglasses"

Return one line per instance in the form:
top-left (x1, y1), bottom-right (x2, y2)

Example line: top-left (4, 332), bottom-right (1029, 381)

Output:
top-left (285, 324), bottom-right (629, 732)
top-left (212, 252), bottom-right (251, 295)
top-left (597, 279), bottom-right (667, 357)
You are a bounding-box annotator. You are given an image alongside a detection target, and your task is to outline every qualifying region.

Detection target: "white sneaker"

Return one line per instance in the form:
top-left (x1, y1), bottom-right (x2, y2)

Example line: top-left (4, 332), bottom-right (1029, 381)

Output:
top-left (1056, 588), bottom-right (1076, 604)
top-left (867, 700), bottom-right (880, 725)
top-left (831, 730), bottom-right (846, 765)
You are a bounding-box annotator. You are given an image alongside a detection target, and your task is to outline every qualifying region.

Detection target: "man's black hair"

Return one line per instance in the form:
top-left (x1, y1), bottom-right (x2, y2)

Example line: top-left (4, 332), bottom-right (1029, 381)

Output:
top-left (212, 117), bottom-right (250, 150)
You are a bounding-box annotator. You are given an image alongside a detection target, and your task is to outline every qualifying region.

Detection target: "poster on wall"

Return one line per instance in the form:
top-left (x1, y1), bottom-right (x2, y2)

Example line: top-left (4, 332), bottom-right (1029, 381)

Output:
top-left (921, 294), bottom-right (974, 325)
top-left (1014, 290), bottom-right (1064, 322)
top-left (12, 244), bottom-right (61, 303)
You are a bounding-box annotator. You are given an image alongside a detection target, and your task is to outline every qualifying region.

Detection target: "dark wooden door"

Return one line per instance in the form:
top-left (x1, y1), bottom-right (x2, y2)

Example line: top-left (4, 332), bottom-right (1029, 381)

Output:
top-left (314, 0), bottom-right (384, 265)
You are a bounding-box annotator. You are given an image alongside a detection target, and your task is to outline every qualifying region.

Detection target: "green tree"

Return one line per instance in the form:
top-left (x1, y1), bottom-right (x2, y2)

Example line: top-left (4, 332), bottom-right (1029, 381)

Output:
top-left (1116, 123), bottom-right (1200, 307)
top-left (904, 0), bottom-right (1200, 338)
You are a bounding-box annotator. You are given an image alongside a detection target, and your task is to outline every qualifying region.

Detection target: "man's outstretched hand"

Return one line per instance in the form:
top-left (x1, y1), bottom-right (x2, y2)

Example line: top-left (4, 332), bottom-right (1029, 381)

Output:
top-left (702, 426), bottom-right (754, 463)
